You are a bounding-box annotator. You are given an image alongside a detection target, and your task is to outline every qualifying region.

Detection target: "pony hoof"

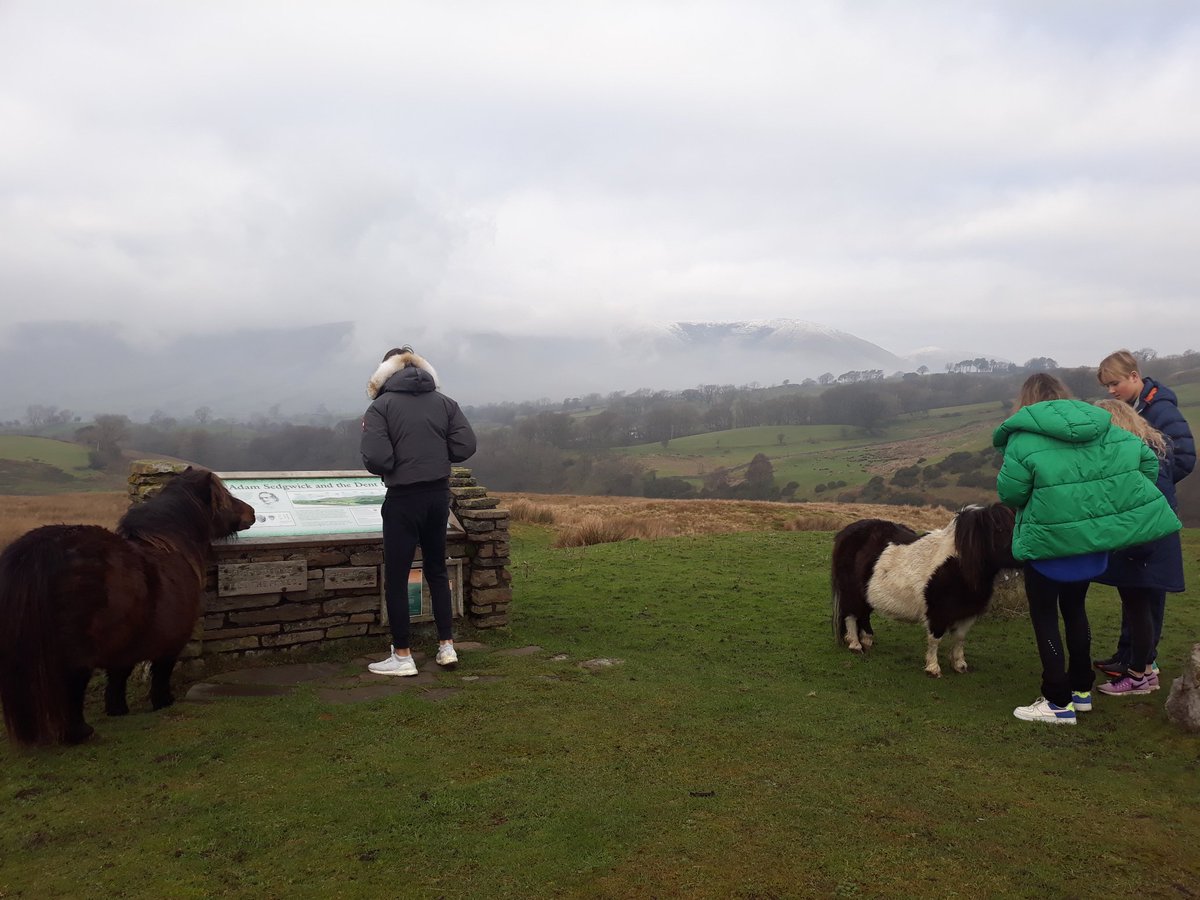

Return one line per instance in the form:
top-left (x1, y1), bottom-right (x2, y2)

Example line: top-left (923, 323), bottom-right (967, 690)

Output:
top-left (106, 704), bottom-right (130, 717)
top-left (925, 668), bottom-right (942, 679)
top-left (847, 643), bottom-right (864, 654)
top-left (953, 663), bottom-right (969, 674)
top-left (151, 695), bottom-right (175, 711)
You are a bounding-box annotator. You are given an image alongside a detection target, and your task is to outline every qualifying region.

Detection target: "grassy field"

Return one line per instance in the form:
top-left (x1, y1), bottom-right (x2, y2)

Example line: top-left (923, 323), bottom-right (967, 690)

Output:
top-left (0, 435), bottom-right (108, 495)
top-left (617, 389), bottom-right (1200, 502)
top-left (2, 515), bottom-right (1198, 898)
top-left (618, 402), bottom-right (1006, 497)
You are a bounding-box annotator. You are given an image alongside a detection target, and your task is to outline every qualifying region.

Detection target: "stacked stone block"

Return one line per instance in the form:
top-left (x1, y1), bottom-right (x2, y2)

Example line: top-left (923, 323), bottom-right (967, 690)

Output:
top-left (451, 466), bottom-right (512, 628)
top-left (126, 461), bottom-right (511, 667)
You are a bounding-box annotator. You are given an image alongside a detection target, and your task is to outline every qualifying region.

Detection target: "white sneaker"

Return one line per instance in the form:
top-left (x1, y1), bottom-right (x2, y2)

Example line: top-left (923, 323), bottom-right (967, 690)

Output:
top-left (368, 647), bottom-right (418, 677)
top-left (1013, 696), bottom-right (1076, 725)
top-left (435, 643), bottom-right (458, 668)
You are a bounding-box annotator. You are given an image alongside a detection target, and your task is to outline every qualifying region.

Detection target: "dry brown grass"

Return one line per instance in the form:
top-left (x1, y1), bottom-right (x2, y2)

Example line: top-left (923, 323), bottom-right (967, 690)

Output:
top-left (495, 492), bottom-right (955, 544)
top-left (507, 498), bottom-right (557, 525)
top-left (553, 515), bottom-right (671, 548)
top-left (0, 492), bottom-right (127, 551)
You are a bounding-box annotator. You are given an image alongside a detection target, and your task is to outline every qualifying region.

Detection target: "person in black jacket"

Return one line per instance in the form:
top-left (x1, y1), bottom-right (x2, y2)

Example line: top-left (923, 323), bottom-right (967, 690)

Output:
top-left (360, 346), bottom-right (477, 676)
top-left (1094, 349), bottom-right (1195, 681)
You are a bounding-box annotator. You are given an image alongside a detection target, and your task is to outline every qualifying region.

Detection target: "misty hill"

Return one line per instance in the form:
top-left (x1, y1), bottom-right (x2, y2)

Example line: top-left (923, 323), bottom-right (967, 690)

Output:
top-left (0, 318), bottom-right (994, 420)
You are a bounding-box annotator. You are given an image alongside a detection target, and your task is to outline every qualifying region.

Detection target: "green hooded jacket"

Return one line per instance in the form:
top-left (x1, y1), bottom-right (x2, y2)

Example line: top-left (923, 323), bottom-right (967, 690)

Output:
top-left (992, 399), bottom-right (1182, 561)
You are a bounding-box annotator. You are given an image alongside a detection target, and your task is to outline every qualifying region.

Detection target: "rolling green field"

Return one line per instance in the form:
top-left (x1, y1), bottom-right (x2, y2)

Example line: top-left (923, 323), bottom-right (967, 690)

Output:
top-left (0, 435), bottom-right (108, 494)
top-left (619, 402), bottom-right (1006, 497)
top-left (2, 526), bottom-right (1198, 897)
top-left (618, 389), bottom-right (1200, 501)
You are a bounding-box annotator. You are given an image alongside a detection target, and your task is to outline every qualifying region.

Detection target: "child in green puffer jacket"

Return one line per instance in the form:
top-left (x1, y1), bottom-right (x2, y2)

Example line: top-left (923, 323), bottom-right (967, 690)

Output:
top-left (993, 374), bottom-right (1182, 725)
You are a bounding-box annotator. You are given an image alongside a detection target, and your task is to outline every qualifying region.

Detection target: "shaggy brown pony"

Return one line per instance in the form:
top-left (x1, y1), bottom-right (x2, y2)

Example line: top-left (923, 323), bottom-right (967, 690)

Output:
top-left (0, 468), bottom-right (254, 745)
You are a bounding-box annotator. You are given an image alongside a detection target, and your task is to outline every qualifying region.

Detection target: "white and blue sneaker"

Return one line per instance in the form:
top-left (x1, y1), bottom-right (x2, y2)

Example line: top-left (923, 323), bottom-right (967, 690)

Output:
top-left (1071, 691), bottom-right (1092, 713)
top-left (1013, 696), bottom-right (1076, 725)
top-left (368, 647), bottom-right (418, 677)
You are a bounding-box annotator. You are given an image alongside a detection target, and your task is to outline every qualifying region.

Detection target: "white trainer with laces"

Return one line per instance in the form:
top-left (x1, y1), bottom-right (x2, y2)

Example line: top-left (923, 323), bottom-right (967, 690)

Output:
top-left (435, 643), bottom-right (458, 668)
top-left (368, 647), bottom-right (418, 677)
top-left (1013, 696), bottom-right (1076, 724)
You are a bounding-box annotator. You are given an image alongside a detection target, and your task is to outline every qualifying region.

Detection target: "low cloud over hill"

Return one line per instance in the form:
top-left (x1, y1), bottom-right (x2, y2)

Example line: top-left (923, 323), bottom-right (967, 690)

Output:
top-left (0, 318), bottom-right (997, 420)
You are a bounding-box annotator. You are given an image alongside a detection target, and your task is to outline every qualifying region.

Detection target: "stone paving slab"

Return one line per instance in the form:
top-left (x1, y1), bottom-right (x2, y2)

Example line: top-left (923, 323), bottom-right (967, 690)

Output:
top-left (185, 682), bottom-right (298, 701)
top-left (183, 643), bottom-right (560, 707)
top-left (205, 662), bottom-right (347, 686)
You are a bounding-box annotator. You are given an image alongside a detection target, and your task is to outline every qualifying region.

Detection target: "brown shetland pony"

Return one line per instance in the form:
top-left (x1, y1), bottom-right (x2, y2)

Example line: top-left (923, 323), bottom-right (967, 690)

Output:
top-left (0, 468), bottom-right (255, 746)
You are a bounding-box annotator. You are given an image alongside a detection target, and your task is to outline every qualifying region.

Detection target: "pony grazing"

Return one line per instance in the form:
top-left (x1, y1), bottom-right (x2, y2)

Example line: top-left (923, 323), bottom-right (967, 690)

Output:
top-left (831, 503), bottom-right (1017, 677)
top-left (0, 468), bottom-right (254, 746)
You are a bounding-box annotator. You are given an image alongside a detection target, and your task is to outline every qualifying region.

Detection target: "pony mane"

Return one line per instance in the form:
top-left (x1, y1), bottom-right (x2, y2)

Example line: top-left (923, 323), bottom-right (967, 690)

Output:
top-left (117, 468), bottom-right (217, 549)
top-left (952, 503), bottom-right (1015, 592)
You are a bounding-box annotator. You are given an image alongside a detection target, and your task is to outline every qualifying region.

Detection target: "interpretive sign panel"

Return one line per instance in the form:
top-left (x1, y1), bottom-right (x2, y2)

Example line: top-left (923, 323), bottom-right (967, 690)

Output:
top-left (218, 471), bottom-right (463, 541)
top-left (381, 558), bottom-right (464, 624)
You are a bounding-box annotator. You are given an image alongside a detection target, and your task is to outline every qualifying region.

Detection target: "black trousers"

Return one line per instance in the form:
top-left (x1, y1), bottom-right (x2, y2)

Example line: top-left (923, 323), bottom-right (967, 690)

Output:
top-left (1023, 564), bottom-right (1096, 707)
top-left (1114, 589), bottom-right (1166, 666)
top-left (1115, 587), bottom-right (1156, 672)
top-left (382, 485), bottom-right (453, 648)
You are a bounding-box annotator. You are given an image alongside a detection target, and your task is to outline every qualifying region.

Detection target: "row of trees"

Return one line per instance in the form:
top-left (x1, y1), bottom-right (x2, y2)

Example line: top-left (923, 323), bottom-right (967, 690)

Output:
top-left (7, 350), bottom-right (1196, 519)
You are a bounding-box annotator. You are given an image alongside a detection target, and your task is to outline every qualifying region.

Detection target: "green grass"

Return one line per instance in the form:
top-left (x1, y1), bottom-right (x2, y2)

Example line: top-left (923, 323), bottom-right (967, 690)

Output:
top-left (0, 436), bottom-right (107, 494)
top-left (0, 435), bottom-right (92, 470)
top-left (3, 527), bottom-right (1199, 897)
top-left (620, 401), bottom-right (1006, 497)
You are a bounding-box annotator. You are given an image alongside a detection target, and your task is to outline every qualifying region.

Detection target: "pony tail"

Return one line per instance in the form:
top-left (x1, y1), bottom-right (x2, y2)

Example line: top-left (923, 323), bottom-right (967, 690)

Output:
top-left (0, 532), bottom-right (69, 745)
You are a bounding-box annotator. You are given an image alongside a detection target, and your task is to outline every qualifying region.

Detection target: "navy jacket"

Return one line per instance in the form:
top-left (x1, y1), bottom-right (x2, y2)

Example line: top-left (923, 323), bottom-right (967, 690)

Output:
top-left (1137, 377), bottom-right (1195, 483)
top-left (1095, 442), bottom-right (1184, 593)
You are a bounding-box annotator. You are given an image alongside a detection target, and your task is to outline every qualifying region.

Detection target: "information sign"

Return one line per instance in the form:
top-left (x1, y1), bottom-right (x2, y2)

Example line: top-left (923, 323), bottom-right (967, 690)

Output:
top-left (218, 471), bottom-right (463, 541)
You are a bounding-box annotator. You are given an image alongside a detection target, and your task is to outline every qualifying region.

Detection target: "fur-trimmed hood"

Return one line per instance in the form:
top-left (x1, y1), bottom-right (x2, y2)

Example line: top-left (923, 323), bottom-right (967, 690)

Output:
top-left (366, 352), bottom-right (441, 400)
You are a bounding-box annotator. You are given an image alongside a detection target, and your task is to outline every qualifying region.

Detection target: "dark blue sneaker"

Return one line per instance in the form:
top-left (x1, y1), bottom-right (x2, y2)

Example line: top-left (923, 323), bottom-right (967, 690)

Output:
top-left (1071, 691), bottom-right (1092, 713)
top-left (1093, 656), bottom-right (1128, 679)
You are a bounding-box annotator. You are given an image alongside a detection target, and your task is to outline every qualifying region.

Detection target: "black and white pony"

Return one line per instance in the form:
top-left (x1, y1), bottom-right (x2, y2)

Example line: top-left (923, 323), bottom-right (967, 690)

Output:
top-left (830, 503), bottom-right (1018, 677)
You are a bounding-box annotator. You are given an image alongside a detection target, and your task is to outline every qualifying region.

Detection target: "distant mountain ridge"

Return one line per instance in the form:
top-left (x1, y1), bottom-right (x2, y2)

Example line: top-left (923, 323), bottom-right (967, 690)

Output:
top-left (0, 318), bottom-right (1000, 419)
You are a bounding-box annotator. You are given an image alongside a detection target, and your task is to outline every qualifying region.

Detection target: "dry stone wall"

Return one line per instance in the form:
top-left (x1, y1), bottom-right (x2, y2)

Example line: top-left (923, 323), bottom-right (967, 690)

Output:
top-left (127, 461), bottom-right (511, 669)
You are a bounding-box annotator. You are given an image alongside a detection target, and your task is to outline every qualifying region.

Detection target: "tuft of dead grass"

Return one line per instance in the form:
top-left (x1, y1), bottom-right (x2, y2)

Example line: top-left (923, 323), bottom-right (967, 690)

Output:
top-left (553, 515), bottom-right (671, 548)
top-left (0, 492), bottom-right (127, 552)
top-left (507, 498), bottom-right (557, 525)
top-left (987, 570), bottom-right (1028, 620)
top-left (782, 512), bottom-right (847, 532)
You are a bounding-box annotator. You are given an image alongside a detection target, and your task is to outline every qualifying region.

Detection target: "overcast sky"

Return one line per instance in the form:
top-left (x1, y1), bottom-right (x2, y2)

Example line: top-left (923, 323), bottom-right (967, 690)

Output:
top-left (2, 0), bottom-right (1199, 374)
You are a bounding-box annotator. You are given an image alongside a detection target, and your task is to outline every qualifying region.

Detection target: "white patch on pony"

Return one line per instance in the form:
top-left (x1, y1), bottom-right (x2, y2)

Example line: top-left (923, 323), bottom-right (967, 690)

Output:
top-left (844, 614), bottom-right (862, 652)
top-left (950, 617), bottom-right (977, 673)
top-left (924, 632), bottom-right (943, 677)
top-left (866, 523), bottom-right (957, 624)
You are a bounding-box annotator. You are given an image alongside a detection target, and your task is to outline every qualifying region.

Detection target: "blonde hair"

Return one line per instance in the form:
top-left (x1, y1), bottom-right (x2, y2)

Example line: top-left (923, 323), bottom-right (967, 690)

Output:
top-left (1015, 373), bottom-right (1072, 411)
top-left (1098, 349), bottom-right (1139, 384)
top-left (1095, 398), bottom-right (1169, 458)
